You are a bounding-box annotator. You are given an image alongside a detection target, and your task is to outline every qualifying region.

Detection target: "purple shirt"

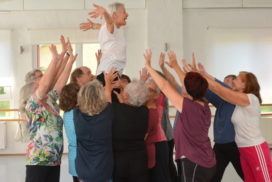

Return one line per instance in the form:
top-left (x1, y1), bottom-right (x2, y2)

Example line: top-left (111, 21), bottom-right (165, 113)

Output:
top-left (174, 98), bottom-right (215, 168)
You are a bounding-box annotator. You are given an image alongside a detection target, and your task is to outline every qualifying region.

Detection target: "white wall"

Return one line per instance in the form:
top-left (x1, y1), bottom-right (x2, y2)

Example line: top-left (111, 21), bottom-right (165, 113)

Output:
top-left (147, 0), bottom-right (183, 70)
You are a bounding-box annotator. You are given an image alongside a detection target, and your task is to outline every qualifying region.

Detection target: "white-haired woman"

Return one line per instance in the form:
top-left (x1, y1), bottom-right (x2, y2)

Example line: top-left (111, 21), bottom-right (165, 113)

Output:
top-left (74, 70), bottom-right (116, 182)
top-left (112, 80), bottom-right (149, 182)
top-left (20, 36), bottom-right (77, 182)
top-left (80, 2), bottom-right (128, 85)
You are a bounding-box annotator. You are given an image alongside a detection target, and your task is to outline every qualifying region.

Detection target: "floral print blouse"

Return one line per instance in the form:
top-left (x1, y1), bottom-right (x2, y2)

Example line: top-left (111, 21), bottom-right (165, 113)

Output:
top-left (25, 89), bottom-right (63, 166)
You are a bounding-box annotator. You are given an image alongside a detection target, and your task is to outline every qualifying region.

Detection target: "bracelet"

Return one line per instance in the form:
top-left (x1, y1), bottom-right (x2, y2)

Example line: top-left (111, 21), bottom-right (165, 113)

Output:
top-left (66, 52), bottom-right (70, 57)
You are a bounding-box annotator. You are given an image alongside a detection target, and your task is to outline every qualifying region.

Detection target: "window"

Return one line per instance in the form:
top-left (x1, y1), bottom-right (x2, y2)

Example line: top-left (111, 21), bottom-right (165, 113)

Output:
top-left (37, 43), bottom-right (100, 76)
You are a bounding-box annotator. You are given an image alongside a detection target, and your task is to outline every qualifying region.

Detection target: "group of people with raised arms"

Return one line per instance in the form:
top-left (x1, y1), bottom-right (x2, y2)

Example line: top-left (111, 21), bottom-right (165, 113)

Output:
top-left (19, 2), bottom-right (272, 182)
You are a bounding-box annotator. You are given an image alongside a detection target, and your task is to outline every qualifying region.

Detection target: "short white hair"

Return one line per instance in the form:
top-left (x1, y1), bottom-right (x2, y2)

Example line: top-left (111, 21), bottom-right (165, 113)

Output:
top-left (107, 2), bottom-right (124, 15)
top-left (124, 80), bottom-right (148, 107)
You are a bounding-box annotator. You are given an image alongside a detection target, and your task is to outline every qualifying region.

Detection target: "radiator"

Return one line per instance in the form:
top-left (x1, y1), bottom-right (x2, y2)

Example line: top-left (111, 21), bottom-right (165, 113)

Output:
top-left (0, 122), bottom-right (6, 149)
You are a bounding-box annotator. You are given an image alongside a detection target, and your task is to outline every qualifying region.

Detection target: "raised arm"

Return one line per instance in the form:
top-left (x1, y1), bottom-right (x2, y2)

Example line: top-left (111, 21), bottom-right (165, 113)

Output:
top-left (198, 63), bottom-right (249, 106)
top-left (54, 40), bottom-right (77, 94)
top-left (104, 68), bottom-right (118, 103)
top-left (80, 19), bottom-right (102, 31)
top-left (159, 52), bottom-right (179, 90)
top-left (50, 35), bottom-right (70, 90)
top-left (35, 45), bottom-right (59, 102)
top-left (89, 4), bottom-right (114, 33)
top-left (144, 49), bottom-right (184, 112)
top-left (165, 51), bottom-right (186, 86)
top-left (95, 49), bottom-right (102, 69)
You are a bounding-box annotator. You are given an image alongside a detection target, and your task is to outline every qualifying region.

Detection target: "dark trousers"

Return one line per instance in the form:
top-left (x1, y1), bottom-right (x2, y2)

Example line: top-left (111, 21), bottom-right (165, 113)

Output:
top-left (177, 158), bottom-right (216, 182)
top-left (168, 139), bottom-right (178, 182)
top-left (150, 141), bottom-right (172, 182)
top-left (211, 142), bottom-right (244, 182)
top-left (73, 176), bottom-right (80, 182)
top-left (113, 149), bottom-right (149, 182)
top-left (25, 165), bottom-right (60, 182)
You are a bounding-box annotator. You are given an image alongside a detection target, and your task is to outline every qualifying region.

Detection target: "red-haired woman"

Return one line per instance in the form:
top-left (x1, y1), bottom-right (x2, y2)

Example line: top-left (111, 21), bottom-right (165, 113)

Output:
top-left (144, 49), bottom-right (216, 182)
top-left (196, 63), bottom-right (272, 182)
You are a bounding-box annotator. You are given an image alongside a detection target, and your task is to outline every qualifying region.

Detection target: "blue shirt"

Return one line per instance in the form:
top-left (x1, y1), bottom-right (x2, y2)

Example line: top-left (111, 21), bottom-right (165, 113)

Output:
top-left (205, 79), bottom-right (236, 144)
top-left (63, 110), bottom-right (77, 177)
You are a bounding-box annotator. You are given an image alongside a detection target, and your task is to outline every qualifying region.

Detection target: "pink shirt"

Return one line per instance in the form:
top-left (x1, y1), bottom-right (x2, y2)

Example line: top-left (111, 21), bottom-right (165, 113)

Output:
top-left (145, 94), bottom-right (167, 168)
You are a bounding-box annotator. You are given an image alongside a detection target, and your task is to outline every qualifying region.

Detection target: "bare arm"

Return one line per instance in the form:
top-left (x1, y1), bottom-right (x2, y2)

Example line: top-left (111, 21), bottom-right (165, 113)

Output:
top-left (159, 52), bottom-right (179, 90)
top-left (104, 68), bottom-right (118, 103)
top-left (198, 63), bottom-right (249, 106)
top-left (80, 19), bottom-right (102, 31)
top-left (35, 45), bottom-right (59, 102)
top-left (144, 49), bottom-right (184, 112)
top-left (89, 4), bottom-right (114, 33)
top-left (165, 51), bottom-right (186, 87)
top-left (54, 40), bottom-right (77, 94)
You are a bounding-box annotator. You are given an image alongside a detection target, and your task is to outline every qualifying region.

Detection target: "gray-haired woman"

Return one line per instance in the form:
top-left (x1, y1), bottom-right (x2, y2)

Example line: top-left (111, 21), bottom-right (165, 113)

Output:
top-left (112, 80), bottom-right (149, 182)
top-left (74, 70), bottom-right (116, 182)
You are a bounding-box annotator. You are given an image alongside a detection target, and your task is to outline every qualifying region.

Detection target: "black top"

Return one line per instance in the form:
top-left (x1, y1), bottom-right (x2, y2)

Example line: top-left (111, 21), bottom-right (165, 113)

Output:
top-left (74, 104), bottom-right (113, 182)
top-left (112, 103), bottom-right (149, 152)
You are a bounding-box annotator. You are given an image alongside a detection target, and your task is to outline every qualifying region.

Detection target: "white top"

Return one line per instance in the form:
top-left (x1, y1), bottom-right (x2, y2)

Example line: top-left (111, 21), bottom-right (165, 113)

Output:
top-left (96, 23), bottom-right (127, 75)
top-left (231, 94), bottom-right (265, 147)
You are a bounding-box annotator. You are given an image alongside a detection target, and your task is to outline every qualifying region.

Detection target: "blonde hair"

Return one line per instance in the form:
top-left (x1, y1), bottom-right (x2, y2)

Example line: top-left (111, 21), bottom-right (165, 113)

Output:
top-left (107, 2), bottom-right (124, 15)
top-left (77, 79), bottom-right (108, 116)
top-left (25, 69), bottom-right (42, 83)
top-left (19, 82), bottom-right (36, 114)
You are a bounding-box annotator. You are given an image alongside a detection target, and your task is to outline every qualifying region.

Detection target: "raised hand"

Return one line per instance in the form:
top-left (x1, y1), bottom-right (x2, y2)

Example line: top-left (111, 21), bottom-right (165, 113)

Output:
top-left (182, 59), bottom-right (191, 73)
top-left (49, 44), bottom-right (59, 60)
top-left (165, 51), bottom-right (179, 69)
top-left (159, 53), bottom-right (165, 69)
top-left (88, 4), bottom-right (105, 19)
top-left (80, 19), bottom-right (95, 31)
top-left (197, 63), bottom-right (206, 75)
top-left (139, 68), bottom-right (150, 81)
top-left (60, 35), bottom-right (68, 54)
top-left (144, 49), bottom-right (152, 69)
top-left (105, 68), bottom-right (118, 85)
top-left (67, 39), bottom-right (78, 62)
top-left (95, 49), bottom-right (102, 66)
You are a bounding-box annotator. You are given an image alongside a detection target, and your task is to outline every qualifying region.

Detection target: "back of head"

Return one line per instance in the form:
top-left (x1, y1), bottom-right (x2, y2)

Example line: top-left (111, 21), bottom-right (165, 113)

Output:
top-left (120, 74), bottom-right (131, 83)
top-left (107, 2), bottom-right (124, 15)
top-left (224, 74), bottom-right (236, 80)
top-left (59, 83), bottom-right (80, 112)
top-left (125, 80), bottom-right (148, 107)
top-left (77, 79), bottom-right (108, 116)
top-left (240, 71), bottom-right (262, 103)
top-left (24, 69), bottom-right (42, 83)
top-left (184, 72), bottom-right (208, 101)
top-left (70, 68), bottom-right (83, 85)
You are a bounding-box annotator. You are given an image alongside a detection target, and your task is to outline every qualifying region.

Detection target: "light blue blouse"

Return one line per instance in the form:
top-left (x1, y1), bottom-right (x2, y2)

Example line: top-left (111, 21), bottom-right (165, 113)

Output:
top-left (63, 110), bottom-right (77, 177)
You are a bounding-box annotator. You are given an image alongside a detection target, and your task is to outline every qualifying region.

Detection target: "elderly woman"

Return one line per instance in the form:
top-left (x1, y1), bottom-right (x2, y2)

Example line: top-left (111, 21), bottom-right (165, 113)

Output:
top-left (195, 63), bottom-right (272, 182)
top-left (19, 36), bottom-right (77, 182)
top-left (112, 80), bottom-right (149, 182)
top-left (74, 70), bottom-right (116, 182)
top-left (145, 78), bottom-right (171, 182)
top-left (144, 49), bottom-right (216, 182)
top-left (59, 83), bottom-right (80, 182)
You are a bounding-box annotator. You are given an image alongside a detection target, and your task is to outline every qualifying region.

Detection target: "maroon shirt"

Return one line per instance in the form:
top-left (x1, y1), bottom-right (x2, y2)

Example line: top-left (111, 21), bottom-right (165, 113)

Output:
top-left (174, 98), bottom-right (215, 168)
